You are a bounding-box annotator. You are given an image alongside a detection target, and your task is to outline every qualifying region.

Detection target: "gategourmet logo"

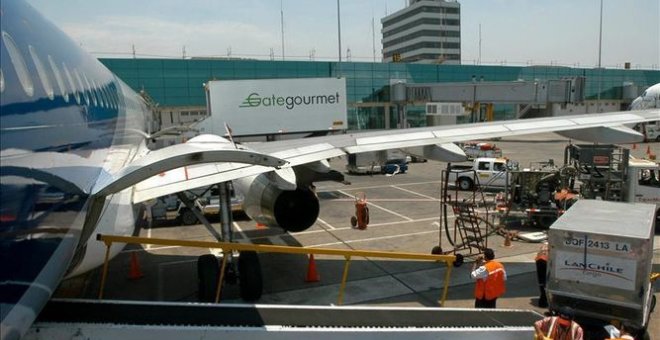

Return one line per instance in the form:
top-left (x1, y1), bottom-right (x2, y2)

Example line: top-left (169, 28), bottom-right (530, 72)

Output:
top-left (239, 92), bottom-right (341, 110)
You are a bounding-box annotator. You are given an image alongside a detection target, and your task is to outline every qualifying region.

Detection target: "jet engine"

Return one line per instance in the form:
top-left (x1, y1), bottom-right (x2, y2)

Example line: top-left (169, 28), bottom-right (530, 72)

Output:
top-left (235, 173), bottom-right (319, 233)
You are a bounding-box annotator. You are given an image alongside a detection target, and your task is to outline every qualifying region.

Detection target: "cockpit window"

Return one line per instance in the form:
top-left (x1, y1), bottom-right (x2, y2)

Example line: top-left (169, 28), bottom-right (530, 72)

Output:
top-left (28, 45), bottom-right (54, 100)
top-left (47, 55), bottom-right (69, 102)
top-left (2, 31), bottom-right (34, 97)
top-left (62, 63), bottom-right (80, 104)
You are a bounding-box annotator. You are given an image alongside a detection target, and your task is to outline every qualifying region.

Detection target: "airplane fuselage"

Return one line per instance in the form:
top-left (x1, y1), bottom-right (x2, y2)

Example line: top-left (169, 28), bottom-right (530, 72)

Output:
top-left (1, 1), bottom-right (149, 338)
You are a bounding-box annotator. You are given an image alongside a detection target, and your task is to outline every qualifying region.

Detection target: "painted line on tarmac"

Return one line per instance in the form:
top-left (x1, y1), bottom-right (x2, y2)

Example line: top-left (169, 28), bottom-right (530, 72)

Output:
top-left (316, 217), bottom-right (336, 230)
top-left (320, 180), bottom-right (442, 192)
top-left (337, 189), bottom-right (414, 221)
top-left (390, 185), bottom-right (439, 200)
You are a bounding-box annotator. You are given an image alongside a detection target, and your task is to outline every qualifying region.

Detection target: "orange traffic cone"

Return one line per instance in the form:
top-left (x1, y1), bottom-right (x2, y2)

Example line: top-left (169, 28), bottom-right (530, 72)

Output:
top-left (128, 252), bottom-right (144, 280)
top-left (647, 145), bottom-right (652, 155)
top-left (632, 143), bottom-right (637, 150)
top-left (256, 222), bottom-right (266, 229)
top-left (305, 254), bottom-right (320, 282)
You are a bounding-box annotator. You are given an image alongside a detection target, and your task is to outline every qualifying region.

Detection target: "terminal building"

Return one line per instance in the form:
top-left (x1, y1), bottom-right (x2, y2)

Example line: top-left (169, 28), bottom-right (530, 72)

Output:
top-left (381, 0), bottom-right (461, 64)
top-left (100, 58), bottom-right (660, 133)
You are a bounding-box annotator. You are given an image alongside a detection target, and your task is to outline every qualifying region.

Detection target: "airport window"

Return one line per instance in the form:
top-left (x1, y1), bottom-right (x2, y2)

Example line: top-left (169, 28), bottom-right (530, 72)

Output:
top-left (383, 18), bottom-right (461, 38)
top-left (47, 55), bottom-right (69, 102)
top-left (82, 73), bottom-right (98, 106)
top-left (73, 69), bottom-right (90, 106)
top-left (28, 46), bottom-right (54, 100)
top-left (382, 6), bottom-right (460, 27)
top-left (383, 30), bottom-right (461, 49)
top-left (2, 31), bottom-right (34, 97)
top-left (62, 63), bottom-right (80, 104)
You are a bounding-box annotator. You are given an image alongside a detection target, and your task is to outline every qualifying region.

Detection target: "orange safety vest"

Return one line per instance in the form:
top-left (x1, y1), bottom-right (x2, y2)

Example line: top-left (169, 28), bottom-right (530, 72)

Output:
top-left (474, 260), bottom-right (506, 300)
top-left (545, 316), bottom-right (581, 340)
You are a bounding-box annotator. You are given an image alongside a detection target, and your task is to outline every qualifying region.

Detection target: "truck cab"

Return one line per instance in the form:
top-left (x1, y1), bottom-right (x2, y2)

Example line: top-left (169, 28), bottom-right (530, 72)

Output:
top-left (626, 158), bottom-right (660, 218)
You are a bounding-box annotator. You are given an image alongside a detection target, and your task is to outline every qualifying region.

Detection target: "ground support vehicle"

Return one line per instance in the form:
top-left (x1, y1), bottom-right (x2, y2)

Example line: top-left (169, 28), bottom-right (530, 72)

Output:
top-left (435, 166), bottom-right (499, 266)
top-left (148, 183), bottom-right (243, 225)
top-left (497, 160), bottom-right (578, 229)
top-left (546, 200), bottom-right (657, 336)
top-left (446, 157), bottom-right (515, 190)
top-left (459, 141), bottom-right (503, 160)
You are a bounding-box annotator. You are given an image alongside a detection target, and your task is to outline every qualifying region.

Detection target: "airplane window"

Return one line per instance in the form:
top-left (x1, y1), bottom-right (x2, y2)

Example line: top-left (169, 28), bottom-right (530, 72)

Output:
top-left (62, 63), bottom-right (80, 104)
top-left (99, 84), bottom-right (110, 108)
top-left (0, 68), bottom-right (4, 93)
top-left (47, 55), bottom-right (69, 102)
top-left (28, 46), bottom-right (54, 100)
top-left (106, 86), bottom-right (117, 109)
top-left (91, 79), bottom-right (105, 108)
top-left (73, 69), bottom-right (90, 106)
top-left (81, 73), bottom-right (97, 107)
top-left (2, 31), bottom-right (34, 96)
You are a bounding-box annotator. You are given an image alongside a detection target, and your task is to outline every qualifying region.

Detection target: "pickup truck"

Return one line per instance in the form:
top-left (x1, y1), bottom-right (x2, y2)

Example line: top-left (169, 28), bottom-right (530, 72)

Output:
top-left (447, 157), bottom-right (514, 190)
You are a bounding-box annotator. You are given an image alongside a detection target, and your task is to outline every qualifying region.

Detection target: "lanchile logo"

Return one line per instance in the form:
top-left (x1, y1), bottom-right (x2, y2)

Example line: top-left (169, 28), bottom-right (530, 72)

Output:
top-left (239, 92), bottom-right (341, 110)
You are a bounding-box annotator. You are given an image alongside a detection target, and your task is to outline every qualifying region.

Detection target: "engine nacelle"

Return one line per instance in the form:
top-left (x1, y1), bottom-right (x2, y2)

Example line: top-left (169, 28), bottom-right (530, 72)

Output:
top-left (235, 173), bottom-right (319, 233)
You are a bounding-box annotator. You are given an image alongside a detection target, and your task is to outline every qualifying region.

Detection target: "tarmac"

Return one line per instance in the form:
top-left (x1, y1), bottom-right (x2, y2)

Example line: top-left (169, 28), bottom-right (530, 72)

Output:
top-left (55, 132), bottom-right (660, 337)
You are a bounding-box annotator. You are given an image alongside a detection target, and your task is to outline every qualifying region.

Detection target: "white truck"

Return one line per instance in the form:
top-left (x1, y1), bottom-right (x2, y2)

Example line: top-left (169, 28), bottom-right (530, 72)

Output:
top-left (546, 200), bottom-right (657, 334)
top-left (447, 157), bottom-right (515, 190)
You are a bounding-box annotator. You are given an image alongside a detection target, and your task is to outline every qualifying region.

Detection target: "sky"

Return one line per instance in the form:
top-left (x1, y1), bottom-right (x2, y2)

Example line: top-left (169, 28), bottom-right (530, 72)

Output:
top-left (26, 0), bottom-right (660, 69)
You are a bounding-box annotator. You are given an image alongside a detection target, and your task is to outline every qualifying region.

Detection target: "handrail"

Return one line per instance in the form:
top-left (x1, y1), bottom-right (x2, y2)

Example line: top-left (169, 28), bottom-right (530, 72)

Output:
top-left (96, 234), bottom-right (456, 306)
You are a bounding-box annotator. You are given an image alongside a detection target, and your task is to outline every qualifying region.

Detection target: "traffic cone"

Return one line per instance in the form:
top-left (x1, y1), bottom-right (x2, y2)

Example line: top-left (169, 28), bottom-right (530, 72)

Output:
top-left (128, 252), bottom-right (144, 280)
top-left (256, 222), bottom-right (266, 229)
top-left (305, 254), bottom-right (320, 282)
top-left (503, 232), bottom-right (512, 248)
top-left (632, 143), bottom-right (637, 150)
top-left (646, 145), bottom-right (652, 155)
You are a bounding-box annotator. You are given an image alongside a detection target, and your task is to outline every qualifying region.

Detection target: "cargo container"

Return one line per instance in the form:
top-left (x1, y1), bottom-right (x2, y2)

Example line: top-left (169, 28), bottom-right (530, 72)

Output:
top-left (546, 200), bottom-right (657, 332)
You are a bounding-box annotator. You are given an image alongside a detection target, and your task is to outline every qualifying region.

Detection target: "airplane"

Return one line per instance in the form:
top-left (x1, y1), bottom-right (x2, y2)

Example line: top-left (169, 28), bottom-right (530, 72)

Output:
top-left (1, 1), bottom-right (658, 339)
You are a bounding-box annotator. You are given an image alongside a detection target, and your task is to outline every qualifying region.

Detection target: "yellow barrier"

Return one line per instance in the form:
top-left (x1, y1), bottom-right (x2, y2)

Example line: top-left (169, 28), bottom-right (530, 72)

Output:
top-left (96, 234), bottom-right (456, 306)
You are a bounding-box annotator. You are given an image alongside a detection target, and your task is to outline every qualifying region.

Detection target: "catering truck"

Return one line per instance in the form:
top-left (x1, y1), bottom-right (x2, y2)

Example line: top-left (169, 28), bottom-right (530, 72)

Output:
top-left (546, 200), bottom-right (657, 333)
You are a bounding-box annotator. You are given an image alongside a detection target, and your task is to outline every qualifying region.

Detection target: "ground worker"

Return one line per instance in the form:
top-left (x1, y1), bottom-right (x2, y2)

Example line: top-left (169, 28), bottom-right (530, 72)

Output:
top-left (470, 248), bottom-right (506, 308)
top-left (535, 242), bottom-right (549, 308)
top-left (534, 306), bottom-right (584, 340)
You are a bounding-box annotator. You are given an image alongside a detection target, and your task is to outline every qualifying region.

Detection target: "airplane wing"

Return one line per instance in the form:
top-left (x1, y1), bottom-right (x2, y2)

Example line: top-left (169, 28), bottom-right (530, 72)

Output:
top-left (128, 109), bottom-right (659, 203)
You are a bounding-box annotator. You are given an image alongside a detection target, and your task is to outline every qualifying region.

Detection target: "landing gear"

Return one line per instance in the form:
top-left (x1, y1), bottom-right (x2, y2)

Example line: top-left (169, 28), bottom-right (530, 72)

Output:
top-left (196, 251), bottom-right (263, 302)
top-left (197, 254), bottom-right (219, 302)
top-left (238, 251), bottom-right (263, 301)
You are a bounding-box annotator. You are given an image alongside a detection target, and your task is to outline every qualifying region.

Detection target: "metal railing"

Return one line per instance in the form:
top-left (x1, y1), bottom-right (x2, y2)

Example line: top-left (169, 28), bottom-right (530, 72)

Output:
top-left (96, 234), bottom-right (456, 306)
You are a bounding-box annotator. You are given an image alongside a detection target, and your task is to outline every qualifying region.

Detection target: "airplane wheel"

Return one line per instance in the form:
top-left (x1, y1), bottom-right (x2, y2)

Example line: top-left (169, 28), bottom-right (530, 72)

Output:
top-left (197, 254), bottom-right (219, 302)
top-left (238, 251), bottom-right (263, 301)
top-left (181, 209), bottom-right (198, 225)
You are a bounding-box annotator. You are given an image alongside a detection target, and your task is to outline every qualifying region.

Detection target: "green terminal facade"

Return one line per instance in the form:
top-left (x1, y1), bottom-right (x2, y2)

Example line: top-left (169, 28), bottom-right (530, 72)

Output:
top-left (101, 58), bottom-right (660, 130)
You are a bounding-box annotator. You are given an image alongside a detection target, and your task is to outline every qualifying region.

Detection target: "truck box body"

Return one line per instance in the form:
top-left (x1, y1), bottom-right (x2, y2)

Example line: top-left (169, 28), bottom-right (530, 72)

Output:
top-left (201, 78), bottom-right (347, 136)
top-left (546, 200), bottom-right (656, 329)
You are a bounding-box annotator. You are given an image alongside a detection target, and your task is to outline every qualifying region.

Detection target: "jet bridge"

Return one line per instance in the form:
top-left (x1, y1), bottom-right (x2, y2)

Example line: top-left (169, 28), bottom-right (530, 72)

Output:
top-left (391, 77), bottom-right (585, 122)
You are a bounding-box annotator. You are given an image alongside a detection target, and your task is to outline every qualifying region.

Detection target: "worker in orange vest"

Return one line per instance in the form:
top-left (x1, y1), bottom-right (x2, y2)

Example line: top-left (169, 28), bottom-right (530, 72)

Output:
top-left (535, 242), bottom-right (549, 308)
top-left (534, 307), bottom-right (584, 340)
top-left (470, 248), bottom-right (507, 308)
